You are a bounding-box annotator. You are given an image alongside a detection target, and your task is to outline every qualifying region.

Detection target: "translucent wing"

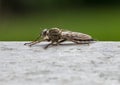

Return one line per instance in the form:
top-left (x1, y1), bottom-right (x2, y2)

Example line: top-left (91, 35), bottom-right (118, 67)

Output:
top-left (62, 31), bottom-right (93, 40)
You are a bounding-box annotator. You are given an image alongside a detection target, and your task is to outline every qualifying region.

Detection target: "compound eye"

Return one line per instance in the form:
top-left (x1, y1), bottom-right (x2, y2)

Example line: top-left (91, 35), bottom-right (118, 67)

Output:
top-left (42, 29), bottom-right (48, 36)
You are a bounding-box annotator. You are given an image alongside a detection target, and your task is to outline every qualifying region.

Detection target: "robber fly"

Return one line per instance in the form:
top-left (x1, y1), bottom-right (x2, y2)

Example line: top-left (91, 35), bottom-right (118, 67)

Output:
top-left (24, 28), bottom-right (94, 49)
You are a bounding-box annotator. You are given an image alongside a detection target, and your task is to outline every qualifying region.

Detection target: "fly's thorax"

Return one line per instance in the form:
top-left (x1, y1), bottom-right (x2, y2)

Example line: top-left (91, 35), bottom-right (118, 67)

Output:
top-left (47, 28), bottom-right (62, 42)
top-left (48, 28), bottom-right (62, 35)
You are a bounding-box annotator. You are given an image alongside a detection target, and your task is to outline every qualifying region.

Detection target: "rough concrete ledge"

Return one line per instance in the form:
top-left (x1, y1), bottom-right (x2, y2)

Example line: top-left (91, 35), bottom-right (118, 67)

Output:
top-left (0, 41), bottom-right (120, 85)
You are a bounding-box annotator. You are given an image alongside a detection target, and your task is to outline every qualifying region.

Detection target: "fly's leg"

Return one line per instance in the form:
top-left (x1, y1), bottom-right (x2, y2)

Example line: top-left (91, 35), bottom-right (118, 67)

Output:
top-left (24, 41), bottom-right (37, 46)
top-left (24, 35), bottom-right (41, 46)
top-left (47, 39), bottom-right (66, 47)
top-left (25, 39), bottom-right (46, 47)
top-left (44, 42), bottom-right (54, 49)
top-left (57, 39), bottom-right (67, 45)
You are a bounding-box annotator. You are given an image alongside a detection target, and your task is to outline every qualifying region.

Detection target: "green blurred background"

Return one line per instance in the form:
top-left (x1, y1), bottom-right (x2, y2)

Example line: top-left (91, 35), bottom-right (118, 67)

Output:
top-left (0, 0), bottom-right (120, 41)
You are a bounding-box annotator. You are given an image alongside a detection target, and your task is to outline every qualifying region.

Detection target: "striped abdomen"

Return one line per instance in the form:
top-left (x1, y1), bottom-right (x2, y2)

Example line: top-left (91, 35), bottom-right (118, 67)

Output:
top-left (61, 31), bottom-right (94, 44)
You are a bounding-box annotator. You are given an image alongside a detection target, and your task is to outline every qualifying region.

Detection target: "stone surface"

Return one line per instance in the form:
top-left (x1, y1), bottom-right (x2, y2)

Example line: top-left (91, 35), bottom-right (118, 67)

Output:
top-left (0, 41), bottom-right (120, 85)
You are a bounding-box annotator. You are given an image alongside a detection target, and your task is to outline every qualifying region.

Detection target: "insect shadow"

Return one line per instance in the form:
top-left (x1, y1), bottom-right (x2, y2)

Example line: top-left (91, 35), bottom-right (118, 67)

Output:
top-left (31, 42), bottom-right (93, 49)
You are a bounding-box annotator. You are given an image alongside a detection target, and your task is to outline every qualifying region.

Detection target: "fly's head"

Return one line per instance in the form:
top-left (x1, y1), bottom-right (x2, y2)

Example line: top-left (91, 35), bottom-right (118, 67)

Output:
top-left (40, 29), bottom-right (49, 40)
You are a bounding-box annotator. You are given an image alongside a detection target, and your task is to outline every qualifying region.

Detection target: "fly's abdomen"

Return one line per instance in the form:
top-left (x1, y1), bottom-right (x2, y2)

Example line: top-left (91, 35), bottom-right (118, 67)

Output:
top-left (62, 31), bottom-right (94, 44)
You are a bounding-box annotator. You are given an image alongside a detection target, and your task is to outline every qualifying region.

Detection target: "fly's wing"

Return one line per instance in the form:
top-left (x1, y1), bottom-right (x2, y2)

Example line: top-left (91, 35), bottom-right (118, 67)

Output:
top-left (73, 32), bottom-right (92, 40)
top-left (62, 31), bottom-right (93, 41)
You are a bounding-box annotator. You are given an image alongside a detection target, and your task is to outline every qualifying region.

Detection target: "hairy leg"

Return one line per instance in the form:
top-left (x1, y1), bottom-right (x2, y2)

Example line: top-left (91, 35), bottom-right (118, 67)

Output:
top-left (44, 42), bottom-right (54, 49)
top-left (58, 39), bottom-right (67, 44)
top-left (24, 39), bottom-right (45, 47)
top-left (28, 40), bottom-right (43, 46)
top-left (56, 39), bottom-right (67, 45)
top-left (24, 35), bottom-right (42, 45)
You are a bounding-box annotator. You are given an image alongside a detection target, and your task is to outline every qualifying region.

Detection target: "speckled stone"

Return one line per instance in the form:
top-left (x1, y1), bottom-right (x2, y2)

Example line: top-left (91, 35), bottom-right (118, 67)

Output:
top-left (0, 41), bottom-right (120, 85)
